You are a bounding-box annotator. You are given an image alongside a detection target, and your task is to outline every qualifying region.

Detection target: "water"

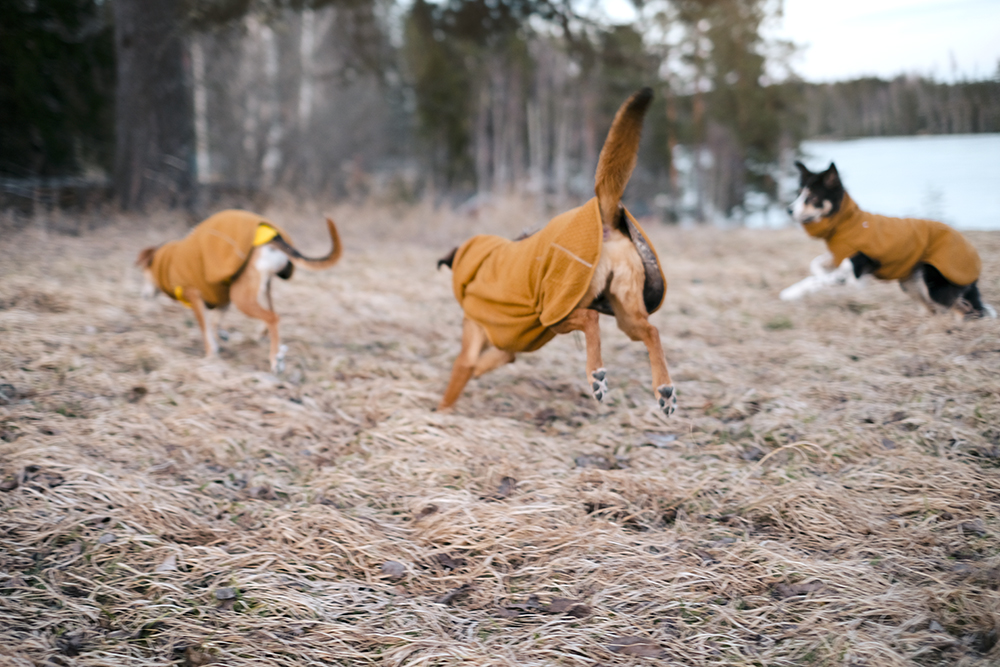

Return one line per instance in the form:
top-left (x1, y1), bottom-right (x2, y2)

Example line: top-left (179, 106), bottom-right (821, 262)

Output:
top-left (773, 133), bottom-right (1000, 230)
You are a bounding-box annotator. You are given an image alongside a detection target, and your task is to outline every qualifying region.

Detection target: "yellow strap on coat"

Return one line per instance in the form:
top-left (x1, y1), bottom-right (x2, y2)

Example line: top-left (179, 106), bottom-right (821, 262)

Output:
top-left (253, 224), bottom-right (278, 246)
top-left (173, 286), bottom-right (192, 308)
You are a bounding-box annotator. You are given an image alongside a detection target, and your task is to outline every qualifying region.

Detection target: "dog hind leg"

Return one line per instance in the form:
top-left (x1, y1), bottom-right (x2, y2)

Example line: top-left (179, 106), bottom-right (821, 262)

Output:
top-left (607, 292), bottom-right (675, 416)
top-left (960, 282), bottom-right (996, 318)
top-left (210, 305), bottom-right (230, 341)
top-left (899, 269), bottom-right (939, 315)
top-left (229, 263), bottom-right (283, 372)
top-left (550, 308), bottom-right (607, 402)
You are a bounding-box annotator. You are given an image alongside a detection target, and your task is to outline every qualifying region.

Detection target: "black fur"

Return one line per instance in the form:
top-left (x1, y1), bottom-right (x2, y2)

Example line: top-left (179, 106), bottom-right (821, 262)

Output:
top-left (588, 293), bottom-right (614, 316)
top-left (437, 247), bottom-right (457, 270)
top-left (961, 281), bottom-right (988, 314)
top-left (849, 252), bottom-right (880, 279)
top-left (793, 161), bottom-right (845, 218)
top-left (625, 214), bottom-right (665, 315)
top-left (917, 263), bottom-right (965, 308)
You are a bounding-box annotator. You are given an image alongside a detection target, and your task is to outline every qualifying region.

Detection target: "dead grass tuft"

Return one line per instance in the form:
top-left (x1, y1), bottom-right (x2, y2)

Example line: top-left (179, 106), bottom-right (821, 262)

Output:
top-left (1, 205), bottom-right (999, 665)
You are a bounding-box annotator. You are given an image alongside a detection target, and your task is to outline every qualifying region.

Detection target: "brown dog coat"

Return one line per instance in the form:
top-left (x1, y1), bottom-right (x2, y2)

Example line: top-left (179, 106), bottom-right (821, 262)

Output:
top-left (804, 193), bottom-right (981, 285)
top-left (151, 209), bottom-right (290, 308)
top-left (451, 197), bottom-right (665, 352)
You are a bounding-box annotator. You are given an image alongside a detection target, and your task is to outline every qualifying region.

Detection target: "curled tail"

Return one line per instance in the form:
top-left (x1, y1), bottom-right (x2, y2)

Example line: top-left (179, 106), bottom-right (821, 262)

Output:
top-left (272, 217), bottom-right (342, 270)
top-left (594, 87), bottom-right (653, 227)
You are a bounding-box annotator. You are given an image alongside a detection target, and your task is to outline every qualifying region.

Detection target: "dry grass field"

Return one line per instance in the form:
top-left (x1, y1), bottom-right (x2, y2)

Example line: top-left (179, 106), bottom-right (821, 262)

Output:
top-left (1, 202), bottom-right (999, 666)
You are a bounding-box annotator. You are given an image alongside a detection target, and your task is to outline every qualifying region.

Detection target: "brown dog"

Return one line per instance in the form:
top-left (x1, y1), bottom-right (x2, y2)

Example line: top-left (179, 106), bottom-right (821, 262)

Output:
top-left (136, 210), bottom-right (341, 372)
top-left (437, 88), bottom-right (675, 415)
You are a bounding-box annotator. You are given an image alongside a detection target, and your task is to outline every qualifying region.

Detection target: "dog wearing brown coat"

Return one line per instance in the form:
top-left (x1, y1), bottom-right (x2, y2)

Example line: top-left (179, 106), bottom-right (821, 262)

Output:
top-left (437, 88), bottom-right (676, 416)
top-left (136, 210), bottom-right (341, 372)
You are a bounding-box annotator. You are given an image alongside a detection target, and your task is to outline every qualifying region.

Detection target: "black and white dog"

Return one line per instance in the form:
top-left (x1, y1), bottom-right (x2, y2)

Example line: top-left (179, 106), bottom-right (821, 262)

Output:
top-left (781, 161), bottom-right (994, 319)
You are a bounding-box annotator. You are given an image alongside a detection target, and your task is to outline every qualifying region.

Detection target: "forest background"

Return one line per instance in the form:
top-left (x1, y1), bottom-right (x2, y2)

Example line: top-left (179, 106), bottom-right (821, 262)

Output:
top-left (3, 0), bottom-right (1000, 224)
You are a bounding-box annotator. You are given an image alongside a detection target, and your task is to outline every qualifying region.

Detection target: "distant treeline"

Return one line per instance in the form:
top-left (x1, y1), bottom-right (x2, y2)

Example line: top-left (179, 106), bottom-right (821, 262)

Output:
top-left (791, 77), bottom-right (1000, 139)
top-left (4, 0), bottom-right (1000, 222)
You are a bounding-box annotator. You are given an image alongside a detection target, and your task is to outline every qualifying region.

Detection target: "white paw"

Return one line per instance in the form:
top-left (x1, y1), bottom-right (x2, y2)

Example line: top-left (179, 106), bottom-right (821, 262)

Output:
top-left (984, 304), bottom-right (997, 319)
top-left (274, 344), bottom-right (288, 374)
top-left (779, 286), bottom-right (799, 301)
top-left (590, 368), bottom-right (609, 403)
top-left (656, 384), bottom-right (677, 417)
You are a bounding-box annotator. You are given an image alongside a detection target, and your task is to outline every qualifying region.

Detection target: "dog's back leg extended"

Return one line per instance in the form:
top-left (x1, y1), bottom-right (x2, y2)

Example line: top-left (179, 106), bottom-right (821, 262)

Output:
top-left (230, 246), bottom-right (284, 372)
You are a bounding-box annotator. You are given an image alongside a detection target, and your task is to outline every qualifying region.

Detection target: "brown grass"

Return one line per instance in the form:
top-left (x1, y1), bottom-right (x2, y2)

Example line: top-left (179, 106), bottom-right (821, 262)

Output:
top-left (1, 202), bottom-right (999, 666)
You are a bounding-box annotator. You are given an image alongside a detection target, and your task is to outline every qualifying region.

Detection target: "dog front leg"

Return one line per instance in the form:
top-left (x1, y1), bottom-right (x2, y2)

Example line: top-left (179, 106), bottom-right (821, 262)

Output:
top-left (551, 308), bottom-right (607, 402)
top-left (185, 289), bottom-right (218, 358)
top-left (809, 252), bottom-right (836, 277)
top-left (438, 318), bottom-right (489, 411)
top-left (781, 257), bottom-right (857, 301)
top-left (210, 305), bottom-right (230, 342)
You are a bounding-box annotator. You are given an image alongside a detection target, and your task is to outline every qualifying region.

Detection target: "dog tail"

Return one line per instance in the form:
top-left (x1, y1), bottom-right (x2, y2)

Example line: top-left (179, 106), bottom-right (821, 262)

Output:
top-left (437, 247), bottom-right (457, 270)
top-left (271, 217), bottom-right (342, 270)
top-left (594, 87), bottom-right (653, 227)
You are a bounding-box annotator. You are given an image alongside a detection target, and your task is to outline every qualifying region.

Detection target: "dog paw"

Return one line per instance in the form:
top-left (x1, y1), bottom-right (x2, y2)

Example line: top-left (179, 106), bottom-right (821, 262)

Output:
top-left (779, 286), bottom-right (799, 301)
top-left (590, 368), bottom-right (609, 403)
top-left (274, 344), bottom-right (288, 374)
top-left (656, 384), bottom-right (677, 417)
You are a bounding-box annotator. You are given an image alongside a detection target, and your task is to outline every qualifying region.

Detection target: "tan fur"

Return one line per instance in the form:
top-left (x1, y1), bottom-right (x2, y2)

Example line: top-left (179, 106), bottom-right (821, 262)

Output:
top-left (594, 88), bottom-right (653, 227)
top-left (439, 88), bottom-right (676, 416)
top-left (138, 216), bottom-right (341, 373)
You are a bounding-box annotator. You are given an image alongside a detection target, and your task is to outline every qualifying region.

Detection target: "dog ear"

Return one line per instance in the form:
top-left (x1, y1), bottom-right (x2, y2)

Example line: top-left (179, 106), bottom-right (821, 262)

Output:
top-left (794, 161), bottom-right (811, 185)
top-left (135, 246), bottom-right (158, 268)
top-left (822, 162), bottom-right (841, 189)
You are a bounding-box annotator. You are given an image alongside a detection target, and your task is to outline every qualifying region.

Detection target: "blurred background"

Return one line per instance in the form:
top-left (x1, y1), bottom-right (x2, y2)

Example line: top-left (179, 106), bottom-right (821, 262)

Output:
top-left (2, 0), bottom-right (999, 230)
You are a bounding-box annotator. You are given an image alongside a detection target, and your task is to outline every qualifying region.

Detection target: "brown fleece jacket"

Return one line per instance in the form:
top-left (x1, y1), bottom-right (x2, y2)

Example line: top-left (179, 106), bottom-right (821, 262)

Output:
top-left (151, 210), bottom-right (289, 308)
top-left (452, 197), bottom-right (665, 353)
top-left (804, 193), bottom-right (981, 285)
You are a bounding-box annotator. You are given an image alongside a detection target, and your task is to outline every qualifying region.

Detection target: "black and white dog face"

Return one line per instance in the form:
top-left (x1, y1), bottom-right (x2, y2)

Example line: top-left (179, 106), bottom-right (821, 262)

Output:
top-left (788, 162), bottom-right (845, 224)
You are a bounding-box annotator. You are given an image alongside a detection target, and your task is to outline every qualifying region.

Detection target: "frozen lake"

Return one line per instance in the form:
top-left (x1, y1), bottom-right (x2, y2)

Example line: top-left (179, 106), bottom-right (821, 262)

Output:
top-left (784, 133), bottom-right (1000, 231)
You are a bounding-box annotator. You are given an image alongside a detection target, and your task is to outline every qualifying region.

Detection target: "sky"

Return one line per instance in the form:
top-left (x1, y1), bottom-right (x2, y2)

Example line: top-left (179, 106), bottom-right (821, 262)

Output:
top-left (602, 0), bottom-right (1000, 82)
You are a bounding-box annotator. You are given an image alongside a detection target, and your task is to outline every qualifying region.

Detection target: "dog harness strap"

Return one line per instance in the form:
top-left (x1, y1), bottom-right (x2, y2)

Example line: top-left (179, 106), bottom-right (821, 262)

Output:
top-left (253, 224), bottom-right (279, 246)
top-left (550, 243), bottom-right (593, 268)
top-left (173, 286), bottom-right (192, 308)
top-left (203, 228), bottom-right (248, 261)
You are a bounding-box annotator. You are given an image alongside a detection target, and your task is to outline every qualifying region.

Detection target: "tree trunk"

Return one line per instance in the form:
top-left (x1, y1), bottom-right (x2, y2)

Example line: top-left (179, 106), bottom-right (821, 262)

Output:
top-left (113, 0), bottom-right (195, 211)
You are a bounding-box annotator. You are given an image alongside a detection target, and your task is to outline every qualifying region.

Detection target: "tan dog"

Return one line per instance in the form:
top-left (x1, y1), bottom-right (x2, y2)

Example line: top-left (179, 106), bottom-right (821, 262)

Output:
top-left (437, 88), bottom-right (676, 415)
top-left (136, 210), bottom-right (342, 372)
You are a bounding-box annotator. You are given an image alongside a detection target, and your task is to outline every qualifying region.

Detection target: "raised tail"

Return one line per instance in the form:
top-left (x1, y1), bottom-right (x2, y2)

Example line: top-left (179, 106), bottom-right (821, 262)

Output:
top-left (594, 87), bottom-right (653, 227)
top-left (272, 217), bottom-right (342, 270)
